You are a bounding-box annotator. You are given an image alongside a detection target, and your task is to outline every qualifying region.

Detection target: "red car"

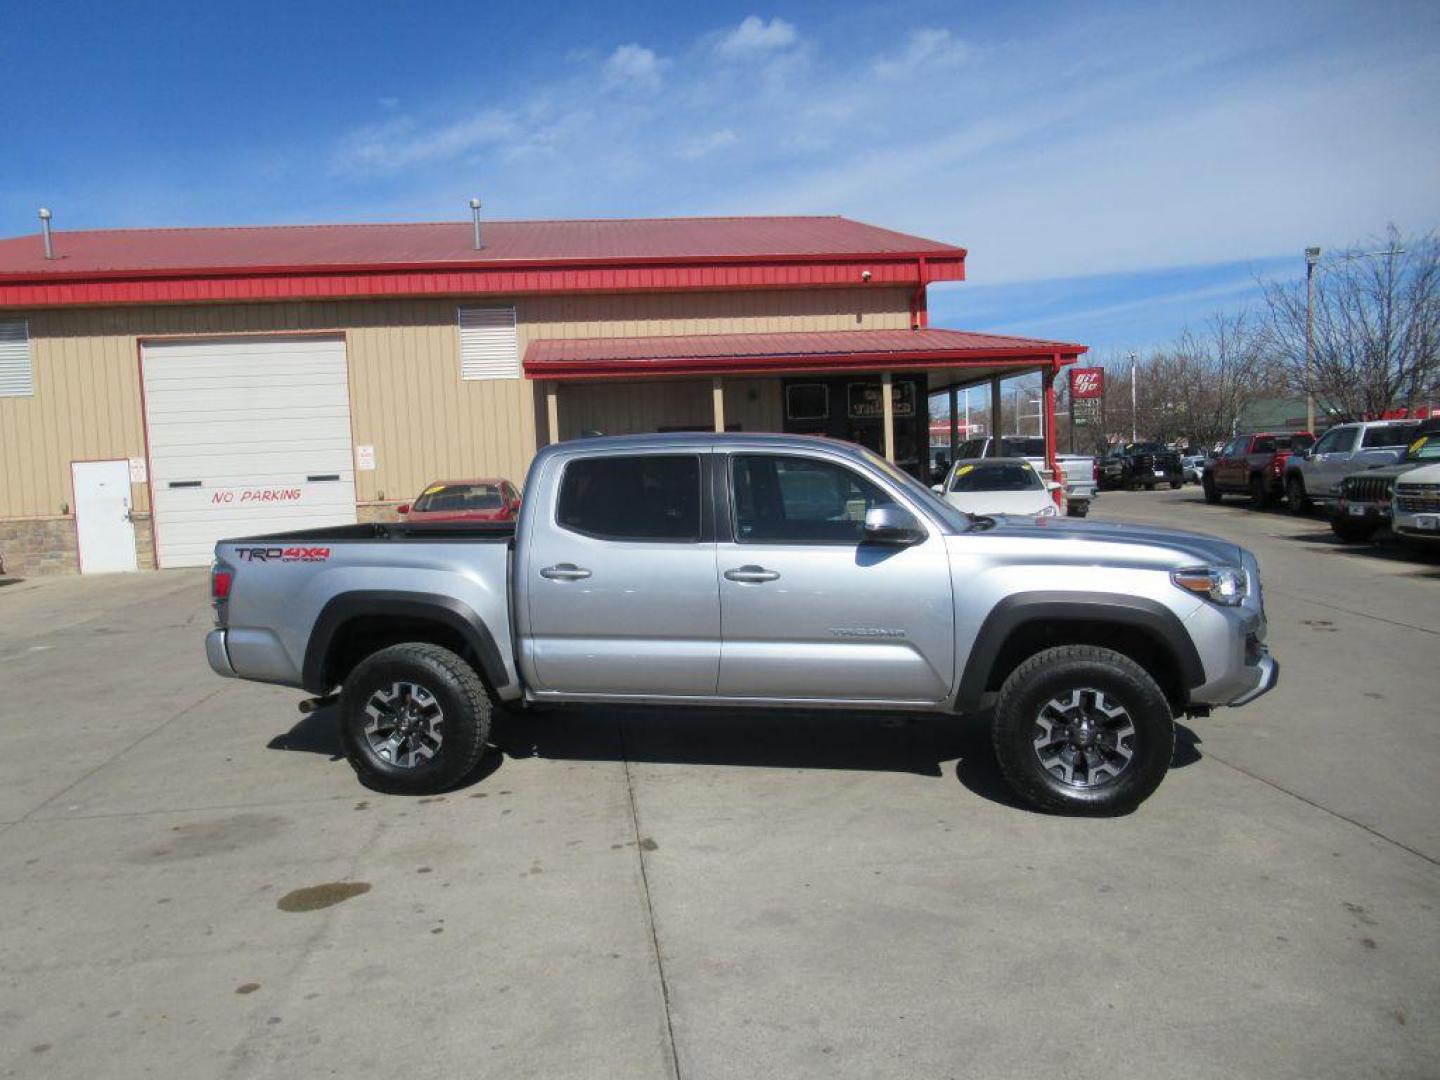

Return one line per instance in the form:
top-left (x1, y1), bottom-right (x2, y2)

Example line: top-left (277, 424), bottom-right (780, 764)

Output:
top-left (397, 478), bottom-right (521, 523)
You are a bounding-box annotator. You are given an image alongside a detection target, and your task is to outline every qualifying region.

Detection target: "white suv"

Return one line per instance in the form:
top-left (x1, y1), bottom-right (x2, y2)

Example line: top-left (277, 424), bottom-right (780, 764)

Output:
top-left (1393, 462), bottom-right (1440, 545)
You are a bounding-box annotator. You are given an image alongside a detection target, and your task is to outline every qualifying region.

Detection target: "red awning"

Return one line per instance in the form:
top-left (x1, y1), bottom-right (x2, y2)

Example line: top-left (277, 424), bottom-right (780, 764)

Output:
top-left (523, 328), bottom-right (1085, 381)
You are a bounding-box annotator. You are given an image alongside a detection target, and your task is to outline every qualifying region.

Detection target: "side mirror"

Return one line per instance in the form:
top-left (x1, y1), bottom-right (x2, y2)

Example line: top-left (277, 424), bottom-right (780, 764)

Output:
top-left (931, 484), bottom-right (944, 493)
top-left (863, 506), bottom-right (925, 545)
top-left (396, 503), bottom-right (411, 515)
top-left (1045, 481), bottom-right (1062, 492)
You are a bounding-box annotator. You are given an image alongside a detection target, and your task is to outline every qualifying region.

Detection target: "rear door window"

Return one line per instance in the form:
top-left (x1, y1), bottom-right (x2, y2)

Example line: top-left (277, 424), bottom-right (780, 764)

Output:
top-left (1362, 425), bottom-right (1418, 448)
top-left (557, 455), bottom-right (702, 542)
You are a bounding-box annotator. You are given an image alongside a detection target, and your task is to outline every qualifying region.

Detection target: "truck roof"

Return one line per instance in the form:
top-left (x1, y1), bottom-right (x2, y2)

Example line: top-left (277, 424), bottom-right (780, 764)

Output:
top-left (533, 430), bottom-right (875, 462)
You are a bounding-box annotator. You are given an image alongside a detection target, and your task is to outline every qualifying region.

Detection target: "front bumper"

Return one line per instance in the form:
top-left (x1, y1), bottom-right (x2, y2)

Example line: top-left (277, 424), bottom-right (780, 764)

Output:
top-left (1335, 497), bottom-right (1390, 522)
top-left (1228, 652), bottom-right (1279, 706)
top-left (206, 629), bottom-right (237, 678)
top-left (1395, 511), bottom-right (1440, 539)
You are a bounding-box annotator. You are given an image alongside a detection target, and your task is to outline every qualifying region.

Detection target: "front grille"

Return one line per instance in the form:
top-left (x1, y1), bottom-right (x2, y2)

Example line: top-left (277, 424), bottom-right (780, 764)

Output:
top-left (1397, 484), bottom-right (1440, 513)
top-left (1343, 475), bottom-right (1394, 504)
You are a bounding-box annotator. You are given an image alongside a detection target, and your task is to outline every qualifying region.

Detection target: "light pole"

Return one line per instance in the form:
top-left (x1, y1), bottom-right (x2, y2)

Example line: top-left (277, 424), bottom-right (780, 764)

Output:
top-left (1128, 351), bottom-right (1138, 443)
top-left (1304, 246), bottom-right (1321, 432)
top-left (1304, 243), bottom-right (1403, 431)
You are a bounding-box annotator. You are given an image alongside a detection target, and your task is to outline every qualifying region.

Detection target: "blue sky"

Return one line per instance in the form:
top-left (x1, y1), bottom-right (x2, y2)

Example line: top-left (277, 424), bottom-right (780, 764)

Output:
top-left (3, 0), bottom-right (1438, 354)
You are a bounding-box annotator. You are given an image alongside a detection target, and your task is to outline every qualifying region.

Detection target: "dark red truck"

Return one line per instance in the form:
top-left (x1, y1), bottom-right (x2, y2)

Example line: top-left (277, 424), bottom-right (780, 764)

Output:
top-left (1202, 432), bottom-right (1315, 506)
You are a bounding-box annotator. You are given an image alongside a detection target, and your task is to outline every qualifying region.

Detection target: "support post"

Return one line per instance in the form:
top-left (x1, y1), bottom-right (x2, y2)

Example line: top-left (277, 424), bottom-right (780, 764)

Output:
top-left (545, 382), bottom-right (559, 446)
top-left (947, 385), bottom-right (959, 462)
top-left (1043, 364), bottom-right (1061, 508)
top-left (712, 377), bottom-right (725, 433)
top-left (881, 372), bottom-right (896, 462)
top-left (989, 377), bottom-right (1003, 442)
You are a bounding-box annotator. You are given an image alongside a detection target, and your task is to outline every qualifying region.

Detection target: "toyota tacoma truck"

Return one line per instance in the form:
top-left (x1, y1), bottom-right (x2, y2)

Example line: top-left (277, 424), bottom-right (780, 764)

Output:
top-left (206, 433), bottom-right (1277, 816)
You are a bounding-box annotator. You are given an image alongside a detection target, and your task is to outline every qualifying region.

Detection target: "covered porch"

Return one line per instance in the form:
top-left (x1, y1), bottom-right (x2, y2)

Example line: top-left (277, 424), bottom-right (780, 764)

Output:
top-left (524, 328), bottom-right (1087, 483)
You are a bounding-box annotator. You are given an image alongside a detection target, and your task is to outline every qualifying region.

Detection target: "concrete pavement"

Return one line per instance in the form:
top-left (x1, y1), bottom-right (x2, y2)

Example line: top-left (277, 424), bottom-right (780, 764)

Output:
top-left (0, 491), bottom-right (1436, 1079)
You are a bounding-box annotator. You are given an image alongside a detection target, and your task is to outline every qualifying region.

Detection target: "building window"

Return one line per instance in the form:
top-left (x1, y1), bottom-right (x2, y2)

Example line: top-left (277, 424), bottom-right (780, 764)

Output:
top-left (785, 383), bottom-right (828, 421)
top-left (457, 307), bottom-right (519, 380)
top-left (556, 455), bottom-right (702, 542)
top-left (0, 320), bottom-right (33, 397)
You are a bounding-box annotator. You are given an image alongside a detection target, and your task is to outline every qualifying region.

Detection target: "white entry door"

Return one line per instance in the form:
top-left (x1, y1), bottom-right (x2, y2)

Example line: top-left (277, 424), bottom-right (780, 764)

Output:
top-left (71, 460), bottom-right (138, 574)
top-left (141, 336), bottom-right (359, 568)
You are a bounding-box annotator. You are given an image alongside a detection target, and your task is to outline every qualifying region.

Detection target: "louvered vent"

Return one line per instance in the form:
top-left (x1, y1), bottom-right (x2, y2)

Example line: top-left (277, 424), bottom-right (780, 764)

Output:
top-left (458, 307), bottom-right (519, 380)
top-left (0, 321), bottom-right (33, 397)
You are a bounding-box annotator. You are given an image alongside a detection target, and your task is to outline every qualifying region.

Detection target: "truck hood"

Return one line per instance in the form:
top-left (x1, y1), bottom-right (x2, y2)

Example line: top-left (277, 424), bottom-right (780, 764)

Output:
top-left (972, 514), bottom-right (1244, 568)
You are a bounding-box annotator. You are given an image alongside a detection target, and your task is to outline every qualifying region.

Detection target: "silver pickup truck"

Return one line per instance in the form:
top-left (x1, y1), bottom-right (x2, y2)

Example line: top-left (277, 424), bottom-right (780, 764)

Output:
top-left (206, 433), bottom-right (1276, 815)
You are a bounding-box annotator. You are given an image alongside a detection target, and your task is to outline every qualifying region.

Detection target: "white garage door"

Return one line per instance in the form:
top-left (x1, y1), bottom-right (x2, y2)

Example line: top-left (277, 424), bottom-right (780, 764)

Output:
top-left (142, 336), bottom-right (358, 568)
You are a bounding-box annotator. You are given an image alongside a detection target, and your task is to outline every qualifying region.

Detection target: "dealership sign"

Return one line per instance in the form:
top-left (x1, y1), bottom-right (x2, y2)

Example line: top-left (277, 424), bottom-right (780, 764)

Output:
top-left (1070, 367), bottom-right (1105, 399)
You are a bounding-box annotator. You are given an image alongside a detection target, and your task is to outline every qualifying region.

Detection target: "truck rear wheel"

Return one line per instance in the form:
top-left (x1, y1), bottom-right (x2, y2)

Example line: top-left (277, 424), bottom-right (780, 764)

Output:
top-left (1202, 475), bottom-right (1221, 503)
top-left (1066, 501), bottom-right (1089, 518)
top-left (991, 645), bottom-right (1175, 816)
top-left (1285, 476), bottom-right (1311, 514)
top-left (337, 643), bottom-right (491, 794)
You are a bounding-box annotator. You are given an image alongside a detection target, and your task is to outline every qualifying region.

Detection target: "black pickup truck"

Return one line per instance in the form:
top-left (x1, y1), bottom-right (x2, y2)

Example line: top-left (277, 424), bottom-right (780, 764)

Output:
top-left (1099, 443), bottom-right (1185, 491)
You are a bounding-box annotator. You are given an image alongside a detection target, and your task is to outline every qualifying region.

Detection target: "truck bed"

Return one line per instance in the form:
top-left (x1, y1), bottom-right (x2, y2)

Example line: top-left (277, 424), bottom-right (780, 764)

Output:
top-left (224, 520), bottom-right (517, 545)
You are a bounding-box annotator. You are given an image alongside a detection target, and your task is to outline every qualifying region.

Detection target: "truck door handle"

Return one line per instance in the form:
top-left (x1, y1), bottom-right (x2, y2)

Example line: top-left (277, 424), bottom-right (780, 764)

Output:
top-left (540, 563), bottom-right (592, 581)
top-left (724, 565), bottom-right (780, 583)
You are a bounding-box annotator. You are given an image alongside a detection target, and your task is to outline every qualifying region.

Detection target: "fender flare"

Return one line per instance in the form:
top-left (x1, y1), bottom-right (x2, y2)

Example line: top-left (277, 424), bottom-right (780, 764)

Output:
top-left (954, 591), bottom-right (1206, 711)
top-left (302, 590), bottom-right (509, 695)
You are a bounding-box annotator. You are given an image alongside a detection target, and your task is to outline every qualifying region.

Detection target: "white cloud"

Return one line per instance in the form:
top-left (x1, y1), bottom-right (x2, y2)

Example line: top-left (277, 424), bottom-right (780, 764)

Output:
top-left (676, 129), bottom-right (738, 161)
top-left (335, 110), bottom-right (514, 173)
top-left (871, 28), bottom-right (973, 79)
top-left (603, 44), bottom-right (669, 90)
top-left (716, 16), bottom-right (798, 58)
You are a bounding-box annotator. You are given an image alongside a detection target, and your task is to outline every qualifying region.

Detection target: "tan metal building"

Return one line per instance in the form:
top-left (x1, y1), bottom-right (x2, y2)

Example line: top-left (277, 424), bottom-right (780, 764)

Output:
top-left (0, 214), bottom-right (1084, 576)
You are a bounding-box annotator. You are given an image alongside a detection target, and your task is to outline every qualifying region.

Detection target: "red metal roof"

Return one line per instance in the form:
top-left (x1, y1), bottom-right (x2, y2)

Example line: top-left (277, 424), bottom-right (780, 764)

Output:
top-left (524, 328), bottom-right (1085, 380)
top-left (0, 216), bottom-right (963, 279)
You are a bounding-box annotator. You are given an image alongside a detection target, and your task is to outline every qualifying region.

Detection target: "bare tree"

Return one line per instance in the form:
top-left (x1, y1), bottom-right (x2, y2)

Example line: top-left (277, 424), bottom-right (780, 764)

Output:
top-left (1260, 226), bottom-right (1440, 419)
top-left (1142, 311), bottom-right (1275, 448)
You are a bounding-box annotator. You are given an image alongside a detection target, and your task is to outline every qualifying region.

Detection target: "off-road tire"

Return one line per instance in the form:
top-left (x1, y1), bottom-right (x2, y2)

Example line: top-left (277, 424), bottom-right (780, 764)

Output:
top-left (992, 645), bottom-right (1175, 816)
top-left (1285, 476), bottom-right (1311, 514)
top-left (1169, 481), bottom-right (1183, 490)
top-left (1202, 474), bottom-right (1221, 503)
top-left (338, 643), bottom-right (491, 794)
top-left (1067, 502), bottom-right (1089, 518)
top-left (1330, 517), bottom-right (1379, 544)
top-left (1249, 472), bottom-right (1272, 508)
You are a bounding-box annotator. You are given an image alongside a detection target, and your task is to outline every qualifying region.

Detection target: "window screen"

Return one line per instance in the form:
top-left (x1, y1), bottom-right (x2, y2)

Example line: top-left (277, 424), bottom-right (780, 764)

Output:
top-left (458, 307), bottom-right (519, 380)
top-left (556, 455), bottom-right (701, 541)
top-left (0, 321), bottom-right (33, 397)
top-left (732, 454), bottom-right (897, 544)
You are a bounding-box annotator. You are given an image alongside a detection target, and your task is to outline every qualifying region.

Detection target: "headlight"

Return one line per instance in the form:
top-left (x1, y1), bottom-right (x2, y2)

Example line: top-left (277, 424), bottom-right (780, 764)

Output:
top-left (1171, 565), bottom-right (1248, 606)
top-left (1038, 503), bottom-right (1058, 517)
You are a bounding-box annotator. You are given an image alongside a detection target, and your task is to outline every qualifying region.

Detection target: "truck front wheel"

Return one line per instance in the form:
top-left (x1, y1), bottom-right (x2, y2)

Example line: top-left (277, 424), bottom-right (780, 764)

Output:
top-left (991, 645), bottom-right (1175, 816)
top-left (337, 643), bottom-right (492, 794)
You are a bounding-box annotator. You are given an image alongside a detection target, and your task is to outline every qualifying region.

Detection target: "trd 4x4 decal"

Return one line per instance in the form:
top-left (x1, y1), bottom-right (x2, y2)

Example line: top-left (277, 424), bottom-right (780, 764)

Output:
top-left (234, 546), bottom-right (331, 563)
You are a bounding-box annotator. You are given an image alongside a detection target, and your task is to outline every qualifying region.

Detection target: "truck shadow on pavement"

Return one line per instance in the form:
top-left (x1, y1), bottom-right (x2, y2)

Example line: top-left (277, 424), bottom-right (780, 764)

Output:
top-left (1279, 529), bottom-right (1440, 577)
top-left (269, 704), bottom-right (1203, 811)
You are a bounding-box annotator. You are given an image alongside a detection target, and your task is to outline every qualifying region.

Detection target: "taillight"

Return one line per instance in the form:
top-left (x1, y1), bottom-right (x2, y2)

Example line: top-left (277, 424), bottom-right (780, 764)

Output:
top-left (212, 565), bottom-right (233, 600)
top-left (1093, 459), bottom-right (1100, 482)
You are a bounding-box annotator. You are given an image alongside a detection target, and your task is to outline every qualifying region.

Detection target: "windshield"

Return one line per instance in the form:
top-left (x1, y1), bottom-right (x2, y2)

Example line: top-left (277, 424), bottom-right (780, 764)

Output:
top-left (1125, 442), bottom-right (1166, 454)
top-left (412, 483), bottom-right (505, 512)
top-left (1406, 434), bottom-right (1440, 462)
top-left (857, 446), bottom-right (970, 531)
top-left (949, 460), bottom-right (1043, 493)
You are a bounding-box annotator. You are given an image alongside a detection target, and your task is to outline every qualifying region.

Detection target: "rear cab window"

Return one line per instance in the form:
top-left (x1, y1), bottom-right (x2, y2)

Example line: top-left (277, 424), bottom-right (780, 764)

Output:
top-left (556, 455), bottom-right (702, 542)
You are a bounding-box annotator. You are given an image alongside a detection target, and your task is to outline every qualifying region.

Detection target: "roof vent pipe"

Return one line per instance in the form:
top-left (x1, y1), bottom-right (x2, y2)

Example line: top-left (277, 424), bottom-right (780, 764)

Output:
top-left (469, 197), bottom-right (483, 250)
top-left (38, 208), bottom-right (54, 259)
